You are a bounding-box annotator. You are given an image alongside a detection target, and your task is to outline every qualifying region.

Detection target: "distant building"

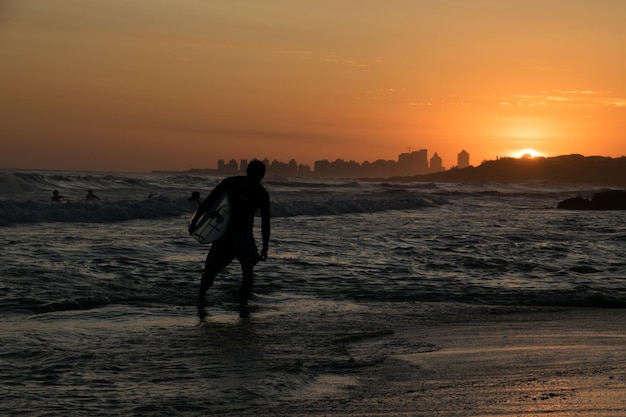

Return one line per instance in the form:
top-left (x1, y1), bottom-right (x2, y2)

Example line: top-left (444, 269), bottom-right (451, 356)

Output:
top-left (397, 153), bottom-right (412, 175)
top-left (298, 164), bottom-right (312, 177)
top-left (269, 159), bottom-right (298, 176)
top-left (414, 149), bottom-right (429, 174)
top-left (457, 150), bottom-right (470, 168)
top-left (217, 158), bottom-right (239, 174)
top-left (398, 149), bottom-right (428, 175)
top-left (430, 152), bottom-right (444, 172)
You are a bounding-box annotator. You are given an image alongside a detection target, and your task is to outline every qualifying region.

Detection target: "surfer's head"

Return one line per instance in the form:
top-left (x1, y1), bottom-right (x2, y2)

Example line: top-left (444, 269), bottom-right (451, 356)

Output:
top-left (246, 160), bottom-right (266, 183)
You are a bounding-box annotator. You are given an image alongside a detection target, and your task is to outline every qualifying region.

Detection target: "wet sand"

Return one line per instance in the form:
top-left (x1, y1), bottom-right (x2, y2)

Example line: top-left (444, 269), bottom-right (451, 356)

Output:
top-left (4, 301), bottom-right (624, 416)
top-left (250, 303), bottom-right (626, 417)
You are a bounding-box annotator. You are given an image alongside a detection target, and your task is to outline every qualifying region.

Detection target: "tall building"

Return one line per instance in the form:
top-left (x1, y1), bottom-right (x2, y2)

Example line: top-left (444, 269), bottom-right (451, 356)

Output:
top-left (457, 150), bottom-right (470, 168)
top-left (397, 152), bottom-right (413, 176)
top-left (218, 159), bottom-right (239, 174)
top-left (430, 152), bottom-right (444, 172)
top-left (398, 149), bottom-right (428, 175)
top-left (413, 149), bottom-right (429, 174)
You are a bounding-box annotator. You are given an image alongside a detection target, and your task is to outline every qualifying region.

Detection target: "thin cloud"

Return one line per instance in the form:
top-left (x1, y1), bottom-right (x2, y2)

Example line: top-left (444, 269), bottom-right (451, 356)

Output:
top-left (320, 54), bottom-right (373, 69)
top-left (273, 49), bottom-right (313, 56)
top-left (344, 60), bottom-right (369, 68)
top-left (366, 87), bottom-right (408, 102)
top-left (499, 90), bottom-right (626, 108)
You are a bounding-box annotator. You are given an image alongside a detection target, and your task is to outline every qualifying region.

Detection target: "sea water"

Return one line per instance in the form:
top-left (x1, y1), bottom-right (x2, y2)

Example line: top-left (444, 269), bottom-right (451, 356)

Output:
top-left (1, 170), bottom-right (625, 415)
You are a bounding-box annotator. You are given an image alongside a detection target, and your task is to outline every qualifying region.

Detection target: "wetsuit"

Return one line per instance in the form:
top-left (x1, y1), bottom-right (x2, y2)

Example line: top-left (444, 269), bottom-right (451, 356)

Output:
top-left (194, 175), bottom-right (270, 311)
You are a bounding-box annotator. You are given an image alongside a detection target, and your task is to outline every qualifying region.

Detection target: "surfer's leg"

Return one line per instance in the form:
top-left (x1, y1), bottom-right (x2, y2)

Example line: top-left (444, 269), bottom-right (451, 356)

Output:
top-left (198, 269), bottom-right (217, 300)
top-left (199, 241), bottom-right (233, 303)
top-left (233, 232), bottom-right (260, 317)
top-left (239, 263), bottom-right (255, 317)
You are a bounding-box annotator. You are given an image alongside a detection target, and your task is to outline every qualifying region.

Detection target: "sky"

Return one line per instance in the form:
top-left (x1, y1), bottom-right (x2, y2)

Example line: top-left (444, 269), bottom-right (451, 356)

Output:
top-left (1, 0), bottom-right (626, 172)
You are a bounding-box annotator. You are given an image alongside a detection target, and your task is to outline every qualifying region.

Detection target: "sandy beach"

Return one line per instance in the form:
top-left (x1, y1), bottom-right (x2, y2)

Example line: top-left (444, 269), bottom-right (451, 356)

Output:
top-left (2, 297), bottom-right (625, 416)
top-left (247, 303), bottom-right (626, 417)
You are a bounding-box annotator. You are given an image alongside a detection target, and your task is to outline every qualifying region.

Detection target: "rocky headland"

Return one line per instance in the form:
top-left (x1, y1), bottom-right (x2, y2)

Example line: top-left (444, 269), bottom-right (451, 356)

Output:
top-left (392, 154), bottom-right (626, 187)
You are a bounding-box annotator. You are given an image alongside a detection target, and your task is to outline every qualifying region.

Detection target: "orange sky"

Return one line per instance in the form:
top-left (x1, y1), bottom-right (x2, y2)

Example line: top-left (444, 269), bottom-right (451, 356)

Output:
top-left (1, 0), bottom-right (625, 172)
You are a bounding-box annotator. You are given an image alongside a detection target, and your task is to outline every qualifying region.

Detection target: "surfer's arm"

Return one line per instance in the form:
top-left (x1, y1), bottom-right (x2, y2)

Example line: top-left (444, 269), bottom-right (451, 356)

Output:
top-left (190, 183), bottom-right (225, 226)
top-left (260, 195), bottom-right (270, 259)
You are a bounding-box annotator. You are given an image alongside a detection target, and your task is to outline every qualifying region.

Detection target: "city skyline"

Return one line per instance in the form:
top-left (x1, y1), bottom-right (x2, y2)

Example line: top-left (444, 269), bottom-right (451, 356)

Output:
top-left (181, 148), bottom-right (470, 178)
top-left (167, 152), bottom-right (625, 185)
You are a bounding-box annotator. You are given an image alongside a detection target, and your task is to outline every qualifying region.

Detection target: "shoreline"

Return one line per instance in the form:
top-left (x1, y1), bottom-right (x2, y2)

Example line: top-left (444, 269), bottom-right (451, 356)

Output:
top-left (255, 304), bottom-right (626, 416)
top-left (2, 302), bottom-right (625, 416)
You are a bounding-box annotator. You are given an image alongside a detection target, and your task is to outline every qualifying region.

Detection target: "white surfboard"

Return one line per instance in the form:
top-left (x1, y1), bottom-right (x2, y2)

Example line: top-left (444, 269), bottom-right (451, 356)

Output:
top-left (190, 192), bottom-right (231, 244)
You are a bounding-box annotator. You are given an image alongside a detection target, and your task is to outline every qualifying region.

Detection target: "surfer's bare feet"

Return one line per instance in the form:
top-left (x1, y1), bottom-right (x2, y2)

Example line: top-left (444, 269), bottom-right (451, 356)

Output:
top-left (197, 305), bottom-right (207, 320)
top-left (197, 296), bottom-right (208, 319)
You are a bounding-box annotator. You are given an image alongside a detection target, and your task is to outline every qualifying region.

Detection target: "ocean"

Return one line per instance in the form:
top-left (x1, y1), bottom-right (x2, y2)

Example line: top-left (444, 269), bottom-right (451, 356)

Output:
top-left (1, 169), bottom-right (625, 416)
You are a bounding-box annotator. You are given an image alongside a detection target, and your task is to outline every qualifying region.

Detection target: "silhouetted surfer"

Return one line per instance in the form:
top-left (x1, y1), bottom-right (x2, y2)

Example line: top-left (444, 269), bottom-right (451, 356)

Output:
top-left (189, 160), bottom-right (270, 318)
top-left (188, 191), bottom-right (201, 205)
top-left (85, 189), bottom-right (100, 201)
top-left (51, 190), bottom-right (64, 202)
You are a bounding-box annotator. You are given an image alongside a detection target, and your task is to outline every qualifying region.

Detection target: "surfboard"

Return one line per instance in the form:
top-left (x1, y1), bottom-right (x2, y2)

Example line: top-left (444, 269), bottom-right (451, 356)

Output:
top-left (190, 192), bottom-right (231, 244)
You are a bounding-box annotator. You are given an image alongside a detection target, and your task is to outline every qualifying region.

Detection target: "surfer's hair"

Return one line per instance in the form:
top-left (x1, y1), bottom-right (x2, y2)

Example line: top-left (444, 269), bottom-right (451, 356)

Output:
top-left (246, 160), bottom-right (266, 180)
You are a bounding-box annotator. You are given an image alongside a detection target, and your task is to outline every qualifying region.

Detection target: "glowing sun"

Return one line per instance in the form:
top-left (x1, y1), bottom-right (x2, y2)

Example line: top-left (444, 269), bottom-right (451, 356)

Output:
top-left (516, 148), bottom-right (544, 159)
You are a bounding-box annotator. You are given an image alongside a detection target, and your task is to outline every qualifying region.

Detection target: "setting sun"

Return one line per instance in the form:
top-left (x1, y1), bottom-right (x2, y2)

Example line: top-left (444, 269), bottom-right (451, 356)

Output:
top-left (516, 148), bottom-right (545, 159)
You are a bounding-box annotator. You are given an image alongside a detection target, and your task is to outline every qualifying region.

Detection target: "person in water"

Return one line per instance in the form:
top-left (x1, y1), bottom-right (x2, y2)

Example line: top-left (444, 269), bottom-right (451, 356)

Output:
top-left (188, 191), bottom-right (201, 205)
top-left (85, 189), bottom-right (100, 201)
top-left (189, 160), bottom-right (270, 318)
top-left (51, 190), bottom-right (64, 202)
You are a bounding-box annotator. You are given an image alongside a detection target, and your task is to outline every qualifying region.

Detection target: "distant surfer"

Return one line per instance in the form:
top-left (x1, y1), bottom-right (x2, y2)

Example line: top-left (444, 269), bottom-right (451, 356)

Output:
top-left (51, 190), bottom-right (64, 202)
top-left (189, 160), bottom-right (270, 318)
top-left (85, 189), bottom-right (100, 201)
top-left (188, 191), bottom-right (201, 205)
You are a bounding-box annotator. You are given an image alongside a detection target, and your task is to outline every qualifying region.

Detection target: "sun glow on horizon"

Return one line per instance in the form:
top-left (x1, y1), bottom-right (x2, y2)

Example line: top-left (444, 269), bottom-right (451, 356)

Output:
top-left (516, 148), bottom-right (545, 159)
